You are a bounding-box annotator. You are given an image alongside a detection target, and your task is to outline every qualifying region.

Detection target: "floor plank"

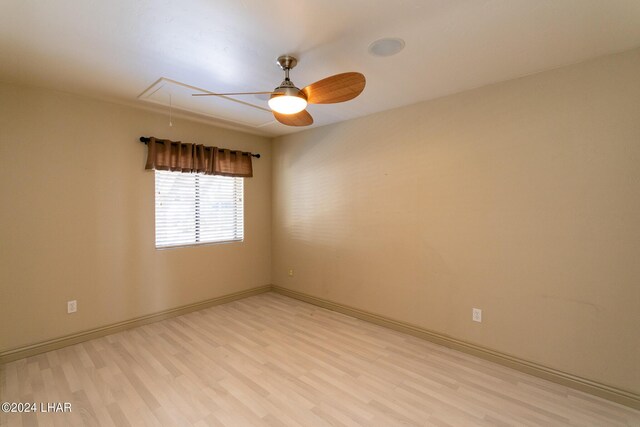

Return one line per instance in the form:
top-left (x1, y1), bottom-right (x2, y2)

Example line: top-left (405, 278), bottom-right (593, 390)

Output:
top-left (1, 292), bottom-right (638, 426)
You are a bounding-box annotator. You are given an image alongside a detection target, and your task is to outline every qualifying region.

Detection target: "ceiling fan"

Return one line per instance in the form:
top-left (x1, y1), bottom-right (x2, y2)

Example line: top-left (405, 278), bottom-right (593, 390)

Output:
top-left (192, 55), bottom-right (366, 127)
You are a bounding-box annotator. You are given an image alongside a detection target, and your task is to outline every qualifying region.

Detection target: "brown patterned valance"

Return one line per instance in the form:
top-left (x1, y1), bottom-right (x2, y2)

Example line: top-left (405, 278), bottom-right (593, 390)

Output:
top-left (143, 137), bottom-right (254, 177)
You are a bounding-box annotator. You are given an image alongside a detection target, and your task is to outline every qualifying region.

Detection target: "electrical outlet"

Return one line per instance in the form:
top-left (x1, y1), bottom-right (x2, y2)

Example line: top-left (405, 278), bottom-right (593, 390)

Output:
top-left (67, 300), bottom-right (77, 314)
top-left (472, 308), bottom-right (482, 323)
top-left (288, 269), bottom-right (294, 277)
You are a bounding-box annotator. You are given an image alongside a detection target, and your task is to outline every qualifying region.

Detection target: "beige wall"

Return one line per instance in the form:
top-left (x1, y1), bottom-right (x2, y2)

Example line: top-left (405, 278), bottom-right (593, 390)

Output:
top-left (2, 48), bottom-right (639, 396)
top-left (272, 48), bottom-right (640, 394)
top-left (0, 84), bottom-right (272, 352)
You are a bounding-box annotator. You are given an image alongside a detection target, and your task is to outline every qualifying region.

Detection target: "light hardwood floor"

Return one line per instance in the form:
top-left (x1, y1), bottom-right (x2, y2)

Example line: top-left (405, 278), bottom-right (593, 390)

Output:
top-left (1, 292), bottom-right (638, 426)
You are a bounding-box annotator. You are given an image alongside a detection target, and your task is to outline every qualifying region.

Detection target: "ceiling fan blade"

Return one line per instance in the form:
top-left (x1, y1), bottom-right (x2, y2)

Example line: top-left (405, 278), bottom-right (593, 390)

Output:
top-left (302, 72), bottom-right (366, 104)
top-left (192, 91), bottom-right (275, 97)
top-left (273, 110), bottom-right (314, 127)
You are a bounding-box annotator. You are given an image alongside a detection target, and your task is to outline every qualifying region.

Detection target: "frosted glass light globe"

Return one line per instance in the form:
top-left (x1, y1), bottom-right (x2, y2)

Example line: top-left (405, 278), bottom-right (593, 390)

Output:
top-left (268, 95), bottom-right (307, 114)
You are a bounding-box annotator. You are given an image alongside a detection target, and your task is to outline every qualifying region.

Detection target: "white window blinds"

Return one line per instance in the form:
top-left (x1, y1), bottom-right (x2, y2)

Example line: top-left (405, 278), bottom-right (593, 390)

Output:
top-left (155, 170), bottom-right (244, 248)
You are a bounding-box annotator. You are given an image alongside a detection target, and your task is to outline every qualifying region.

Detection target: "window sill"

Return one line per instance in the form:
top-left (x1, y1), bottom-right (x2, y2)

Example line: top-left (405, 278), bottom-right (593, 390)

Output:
top-left (155, 239), bottom-right (244, 250)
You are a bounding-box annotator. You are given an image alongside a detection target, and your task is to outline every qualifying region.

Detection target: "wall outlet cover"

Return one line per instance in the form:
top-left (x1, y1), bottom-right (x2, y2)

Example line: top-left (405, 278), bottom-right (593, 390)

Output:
top-left (67, 300), bottom-right (77, 314)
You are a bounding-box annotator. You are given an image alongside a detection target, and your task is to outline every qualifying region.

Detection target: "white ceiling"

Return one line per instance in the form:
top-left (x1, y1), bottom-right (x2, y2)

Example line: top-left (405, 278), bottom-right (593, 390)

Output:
top-left (2, 0), bottom-right (640, 137)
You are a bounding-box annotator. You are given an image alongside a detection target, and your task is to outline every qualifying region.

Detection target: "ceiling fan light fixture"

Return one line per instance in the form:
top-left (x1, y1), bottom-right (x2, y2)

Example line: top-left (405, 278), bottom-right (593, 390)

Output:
top-left (268, 95), bottom-right (307, 114)
top-left (192, 54), bottom-right (365, 126)
top-left (268, 86), bottom-right (307, 114)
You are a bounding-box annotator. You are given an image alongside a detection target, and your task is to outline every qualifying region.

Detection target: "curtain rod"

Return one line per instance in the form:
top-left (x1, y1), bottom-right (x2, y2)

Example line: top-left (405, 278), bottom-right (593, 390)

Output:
top-left (139, 137), bottom-right (260, 158)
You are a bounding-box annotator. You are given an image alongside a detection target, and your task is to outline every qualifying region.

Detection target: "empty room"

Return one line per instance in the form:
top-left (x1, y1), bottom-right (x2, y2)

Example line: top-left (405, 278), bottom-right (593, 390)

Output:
top-left (1, 0), bottom-right (639, 425)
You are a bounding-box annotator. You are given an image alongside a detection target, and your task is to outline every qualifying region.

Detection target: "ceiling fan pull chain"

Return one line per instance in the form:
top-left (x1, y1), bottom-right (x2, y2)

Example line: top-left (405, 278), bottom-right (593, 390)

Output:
top-left (169, 93), bottom-right (173, 127)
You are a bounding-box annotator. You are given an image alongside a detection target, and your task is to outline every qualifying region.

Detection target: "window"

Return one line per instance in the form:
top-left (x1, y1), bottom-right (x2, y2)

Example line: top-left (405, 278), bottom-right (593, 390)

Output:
top-left (155, 170), bottom-right (244, 248)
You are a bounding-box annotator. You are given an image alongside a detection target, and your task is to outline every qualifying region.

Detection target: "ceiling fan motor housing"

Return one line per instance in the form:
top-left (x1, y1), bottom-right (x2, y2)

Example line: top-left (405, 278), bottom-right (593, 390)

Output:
top-left (272, 55), bottom-right (306, 100)
top-left (271, 78), bottom-right (307, 101)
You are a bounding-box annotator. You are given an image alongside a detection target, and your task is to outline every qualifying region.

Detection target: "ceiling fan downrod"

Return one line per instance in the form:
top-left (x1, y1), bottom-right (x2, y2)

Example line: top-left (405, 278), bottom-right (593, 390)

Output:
top-left (276, 55), bottom-right (297, 83)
